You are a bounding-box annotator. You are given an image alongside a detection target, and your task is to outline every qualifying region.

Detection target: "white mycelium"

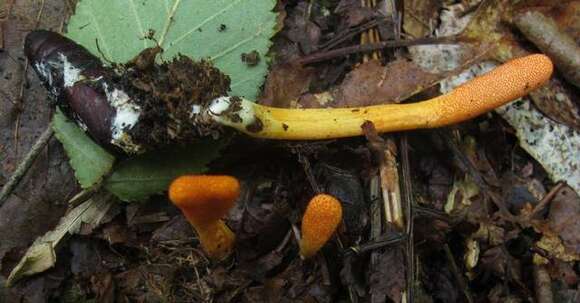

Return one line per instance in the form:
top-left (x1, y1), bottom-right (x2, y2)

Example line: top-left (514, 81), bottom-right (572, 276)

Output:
top-left (190, 104), bottom-right (202, 116)
top-left (34, 54), bottom-right (85, 97)
top-left (206, 96), bottom-right (257, 129)
top-left (60, 53), bottom-right (84, 87)
top-left (34, 62), bottom-right (58, 96)
top-left (103, 83), bottom-right (143, 152)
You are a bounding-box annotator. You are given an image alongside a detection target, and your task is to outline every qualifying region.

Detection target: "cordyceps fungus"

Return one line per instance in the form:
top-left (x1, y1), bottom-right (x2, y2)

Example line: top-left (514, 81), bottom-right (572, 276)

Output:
top-left (25, 30), bottom-right (553, 153)
top-left (168, 175), bottom-right (240, 260)
top-left (210, 54), bottom-right (554, 139)
top-left (300, 194), bottom-right (343, 259)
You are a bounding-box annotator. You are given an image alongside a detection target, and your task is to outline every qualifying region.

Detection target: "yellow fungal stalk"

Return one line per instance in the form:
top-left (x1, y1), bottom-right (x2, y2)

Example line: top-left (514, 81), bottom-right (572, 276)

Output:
top-left (300, 194), bottom-right (343, 259)
top-left (206, 54), bottom-right (553, 139)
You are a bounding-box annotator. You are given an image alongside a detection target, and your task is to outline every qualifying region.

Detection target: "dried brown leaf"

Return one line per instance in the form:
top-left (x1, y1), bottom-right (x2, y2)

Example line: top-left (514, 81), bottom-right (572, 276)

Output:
top-left (369, 247), bottom-right (406, 303)
top-left (260, 63), bottom-right (315, 108)
top-left (529, 77), bottom-right (580, 131)
top-left (333, 58), bottom-right (439, 107)
top-left (285, 3), bottom-right (321, 54)
top-left (547, 185), bottom-right (580, 255)
top-left (403, 0), bottom-right (441, 38)
top-left (150, 215), bottom-right (195, 243)
top-left (551, 2), bottom-right (580, 44)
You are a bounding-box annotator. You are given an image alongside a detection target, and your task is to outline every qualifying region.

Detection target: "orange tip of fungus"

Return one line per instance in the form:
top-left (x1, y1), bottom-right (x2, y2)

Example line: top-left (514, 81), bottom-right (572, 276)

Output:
top-left (168, 175), bottom-right (240, 260)
top-left (299, 194), bottom-right (343, 259)
top-left (435, 53), bottom-right (554, 124)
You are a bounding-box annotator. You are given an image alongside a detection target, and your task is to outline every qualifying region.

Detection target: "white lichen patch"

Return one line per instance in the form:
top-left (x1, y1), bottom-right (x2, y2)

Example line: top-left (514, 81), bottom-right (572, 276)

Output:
top-left (439, 62), bottom-right (496, 94)
top-left (496, 101), bottom-right (580, 195)
top-left (409, 3), bottom-right (473, 73)
top-left (102, 83), bottom-right (143, 153)
top-left (60, 53), bottom-right (84, 87)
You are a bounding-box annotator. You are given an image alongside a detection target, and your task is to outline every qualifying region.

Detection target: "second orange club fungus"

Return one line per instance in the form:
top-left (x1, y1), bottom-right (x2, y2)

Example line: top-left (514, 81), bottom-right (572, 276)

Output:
top-left (300, 194), bottom-right (343, 259)
top-left (168, 175), bottom-right (240, 260)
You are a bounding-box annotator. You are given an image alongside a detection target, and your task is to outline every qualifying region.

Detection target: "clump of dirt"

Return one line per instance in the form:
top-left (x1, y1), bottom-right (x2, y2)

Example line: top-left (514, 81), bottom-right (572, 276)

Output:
top-left (118, 48), bottom-right (231, 151)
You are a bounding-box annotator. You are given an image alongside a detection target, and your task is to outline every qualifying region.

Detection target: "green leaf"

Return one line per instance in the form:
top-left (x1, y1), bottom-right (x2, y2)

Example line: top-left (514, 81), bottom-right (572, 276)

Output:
top-left (103, 140), bottom-right (226, 202)
top-left (52, 110), bottom-right (116, 188)
top-left (57, 1), bottom-right (276, 201)
top-left (66, 0), bottom-right (277, 100)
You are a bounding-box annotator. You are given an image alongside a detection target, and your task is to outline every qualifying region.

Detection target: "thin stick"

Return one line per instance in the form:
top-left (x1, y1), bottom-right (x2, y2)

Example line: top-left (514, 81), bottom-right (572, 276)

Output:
top-left (0, 127), bottom-right (54, 206)
top-left (14, 0), bottom-right (46, 154)
top-left (533, 264), bottom-right (554, 303)
top-left (296, 36), bottom-right (458, 65)
top-left (530, 181), bottom-right (566, 218)
top-left (400, 134), bottom-right (415, 303)
top-left (444, 244), bottom-right (474, 303)
top-left (318, 19), bottom-right (381, 51)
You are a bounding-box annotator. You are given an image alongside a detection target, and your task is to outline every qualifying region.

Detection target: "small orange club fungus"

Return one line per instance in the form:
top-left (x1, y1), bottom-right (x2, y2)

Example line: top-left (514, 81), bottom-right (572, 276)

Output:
top-left (169, 175), bottom-right (240, 260)
top-left (300, 194), bottom-right (343, 259)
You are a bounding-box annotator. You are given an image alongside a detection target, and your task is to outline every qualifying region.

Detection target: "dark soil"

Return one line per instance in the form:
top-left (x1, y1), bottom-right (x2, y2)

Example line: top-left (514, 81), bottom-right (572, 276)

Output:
top-left (120, 50), bottom-right (231, 151)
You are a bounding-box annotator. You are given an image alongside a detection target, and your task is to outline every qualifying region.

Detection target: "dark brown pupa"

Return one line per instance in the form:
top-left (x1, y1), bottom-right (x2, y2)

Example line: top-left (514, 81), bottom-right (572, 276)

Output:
top-left (25, 30), bottom-right (143, 153)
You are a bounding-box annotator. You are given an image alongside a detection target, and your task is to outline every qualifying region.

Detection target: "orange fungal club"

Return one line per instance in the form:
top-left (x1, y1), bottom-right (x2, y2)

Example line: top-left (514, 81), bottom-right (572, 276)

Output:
top-left (168, 175), bottom-right (240, 260)
top-left (300, 194), bottom-right (343, 259)
top-left (208, 54), bottom-right (553, 140)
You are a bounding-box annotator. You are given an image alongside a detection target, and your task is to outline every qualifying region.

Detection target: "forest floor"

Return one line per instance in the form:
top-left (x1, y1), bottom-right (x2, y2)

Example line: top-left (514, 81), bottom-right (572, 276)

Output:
top-left (0, 0), bottom-right (579, 302)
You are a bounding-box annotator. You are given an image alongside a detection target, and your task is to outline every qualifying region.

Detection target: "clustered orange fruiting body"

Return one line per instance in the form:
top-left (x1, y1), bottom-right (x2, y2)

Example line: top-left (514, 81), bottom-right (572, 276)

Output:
top-left (299, 194), bottom-right (343, 259)
top-left (168, 175), bottom-right (240, 260)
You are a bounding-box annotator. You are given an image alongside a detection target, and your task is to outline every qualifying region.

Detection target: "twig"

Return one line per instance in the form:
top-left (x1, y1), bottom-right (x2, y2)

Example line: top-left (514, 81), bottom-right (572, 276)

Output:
top-left (344, 232), bottom-right (405, 256)
top-left (530, 181), bottom-right (566, 218)
top-left (296, 151), bottom-right (321, 194)
top-left (533, 264), bottom-right (554, 303)
top-left (444, 244), bottom-right (474, 303)
top-left (368, 172), bottom-right (382, 266)
top-left (435, 130), bottom-right (516, 221)
top-left (414, 205), bottom-right (451, 222)
top-left (296, 36), bottom-right (458, 65)
top-left (14, 0), bottom-right (46, 155)
top-left (400, 134), bottom-right (415, 303)
top-left (0, 126), bottom-right (54, 207)
top-left (514, 10), bottom-right (580, 88)
top-left (361, 0), bottom-right (380, 61)
top-left (363, 122), bottom-right (405, 229)
top-left (318, 19), bottom-right (382, 51)
top-left (0, 0), bottom-right (16, 50)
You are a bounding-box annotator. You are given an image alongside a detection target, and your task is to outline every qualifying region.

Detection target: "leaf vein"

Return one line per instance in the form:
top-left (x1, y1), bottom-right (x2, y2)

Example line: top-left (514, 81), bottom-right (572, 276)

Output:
top-left (159, 0), bottom-right (182, 46)
top-left (128, 0), bottom-right (147, 48)
top-left (231, 73), bottom-right (258, 88)
top-left (166, 0), bottom-right (244, 50)
top-left (86, 3), bottom-right (112, 60)
top-left (210, 23), bottom-right (266, 61)
top-left (163, 0), bottom-right (171, 14)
